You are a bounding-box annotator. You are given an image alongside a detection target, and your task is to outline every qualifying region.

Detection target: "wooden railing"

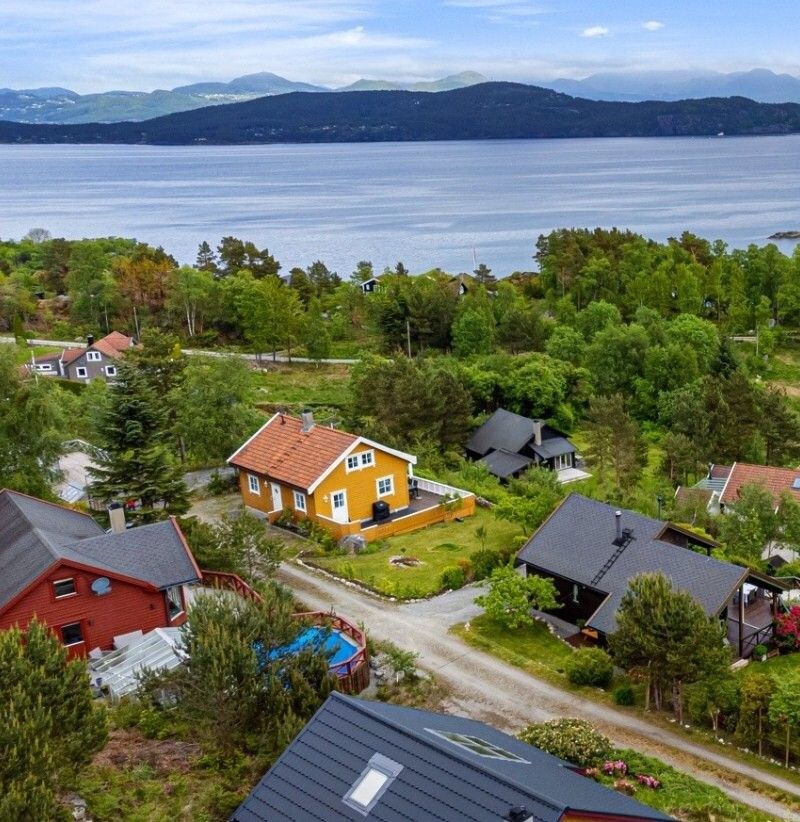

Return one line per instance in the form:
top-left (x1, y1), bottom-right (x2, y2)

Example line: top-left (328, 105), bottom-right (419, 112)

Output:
top-left (294, 610), bottom-right (370, 694)
top-left (414, 476), bottom-right (474, 500)
top-left (200, 570), bottom-right (263, 603)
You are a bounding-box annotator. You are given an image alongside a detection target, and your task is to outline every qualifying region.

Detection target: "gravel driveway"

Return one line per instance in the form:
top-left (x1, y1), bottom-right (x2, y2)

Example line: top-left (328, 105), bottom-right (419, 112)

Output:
top-left (279, 561), bottom-right (800, 821)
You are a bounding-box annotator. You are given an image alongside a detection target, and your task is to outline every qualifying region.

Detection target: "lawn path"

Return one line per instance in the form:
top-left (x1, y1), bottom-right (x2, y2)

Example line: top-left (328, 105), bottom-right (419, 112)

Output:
top-left (278, 560), bottom-right (800, 821)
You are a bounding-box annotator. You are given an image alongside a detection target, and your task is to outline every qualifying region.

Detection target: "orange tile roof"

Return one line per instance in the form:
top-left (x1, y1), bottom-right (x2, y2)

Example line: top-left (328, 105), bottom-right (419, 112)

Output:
top-left (721, 462), bottom-right (800, 507)
top-left (229, 415), bottom-right (360, 491)
top-left (59, 347), bottom-right (85, 365)
top-left (98, 331), bottom-right (134, 353)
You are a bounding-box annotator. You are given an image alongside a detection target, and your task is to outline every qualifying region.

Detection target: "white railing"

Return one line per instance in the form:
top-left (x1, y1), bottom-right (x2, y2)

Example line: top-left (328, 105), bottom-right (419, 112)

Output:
top-left (414, 477), bottom-right (474, 500)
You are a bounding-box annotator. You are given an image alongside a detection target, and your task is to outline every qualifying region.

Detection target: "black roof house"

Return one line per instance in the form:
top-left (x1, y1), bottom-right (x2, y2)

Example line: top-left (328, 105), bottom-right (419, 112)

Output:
top-left (232, 692), bottom-right (670, 822)
top-left (466, 408), bottom-right (576, 480)
top-left (516, 493), bottom-right (784, 641)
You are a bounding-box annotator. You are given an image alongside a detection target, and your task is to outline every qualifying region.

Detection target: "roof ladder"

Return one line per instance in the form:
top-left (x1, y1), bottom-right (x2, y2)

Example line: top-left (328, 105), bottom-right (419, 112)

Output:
top-left (590, 529), bottom-right (634, 586)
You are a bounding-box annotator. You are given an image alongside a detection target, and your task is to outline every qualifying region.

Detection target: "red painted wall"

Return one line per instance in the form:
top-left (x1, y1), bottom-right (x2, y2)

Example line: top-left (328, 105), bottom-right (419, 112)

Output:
top-left (0, 562), bottom-right (186, 658)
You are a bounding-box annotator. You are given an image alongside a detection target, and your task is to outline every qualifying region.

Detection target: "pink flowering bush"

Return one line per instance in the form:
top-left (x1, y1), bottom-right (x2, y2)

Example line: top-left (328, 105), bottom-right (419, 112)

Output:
top-left (775, 605), bottom-right (800, 651)
top-left (602, 760), bottom-right (628, 776)
top-left (637, 774), bottom-right (662, 789)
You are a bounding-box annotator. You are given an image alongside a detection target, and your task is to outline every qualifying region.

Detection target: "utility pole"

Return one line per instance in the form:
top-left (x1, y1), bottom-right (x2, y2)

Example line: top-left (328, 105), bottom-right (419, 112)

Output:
top-left (133, 305), bottom-right (141, 340)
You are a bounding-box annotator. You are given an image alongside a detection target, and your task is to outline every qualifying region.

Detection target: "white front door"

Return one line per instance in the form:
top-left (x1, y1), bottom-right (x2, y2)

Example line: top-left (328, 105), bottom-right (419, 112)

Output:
top-left (270, 482), bottom-right (283, 512)
top-left (331, 490), bottom-right (349, 523)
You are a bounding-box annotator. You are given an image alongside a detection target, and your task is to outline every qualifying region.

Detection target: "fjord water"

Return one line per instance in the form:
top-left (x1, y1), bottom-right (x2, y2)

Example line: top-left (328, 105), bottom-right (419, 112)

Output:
top-left (1, 136), bottom-right (798, 273)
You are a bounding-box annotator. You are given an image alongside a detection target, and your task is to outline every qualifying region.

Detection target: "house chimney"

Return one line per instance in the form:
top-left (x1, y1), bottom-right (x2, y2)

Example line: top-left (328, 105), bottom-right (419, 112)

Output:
top-left (301, 409), bottom-right (315, 433)
top-left (532, 419), bottom-right (543, 447)
top-left (506, 808), bottom-right (533, 822)
top-left (108, 502), bottom-right (126, 534)
top-left (615, 510), bottom-right (622, 543)
top-left (87, 334), bottom-right (95, 347)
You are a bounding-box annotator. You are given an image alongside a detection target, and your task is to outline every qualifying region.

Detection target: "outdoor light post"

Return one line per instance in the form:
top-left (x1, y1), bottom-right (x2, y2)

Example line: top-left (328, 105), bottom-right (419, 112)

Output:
top-left (656, 494), bottom-right (664, 519)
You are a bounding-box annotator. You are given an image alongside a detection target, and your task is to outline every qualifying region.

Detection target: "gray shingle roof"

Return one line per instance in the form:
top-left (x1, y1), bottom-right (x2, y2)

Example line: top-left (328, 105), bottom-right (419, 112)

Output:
top-left (531, 437), bottom-right (576, 460)
top-left (0, 490), bottom-right (199, 608)
top-left (517, 493), bottom-right (746, 635)
top-left (466, 408), bottom-right (537, 457)
top-left (478, 449), bottom-right (533, 479)
top-left (231, 693), bottom-right (671, 822)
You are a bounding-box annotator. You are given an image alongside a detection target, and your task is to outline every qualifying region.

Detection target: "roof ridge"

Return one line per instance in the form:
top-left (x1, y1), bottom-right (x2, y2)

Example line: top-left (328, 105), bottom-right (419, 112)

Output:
top-left (0, 491), bottom-right (65, 562)
top-left (333, 694), bottom-right (567, 814)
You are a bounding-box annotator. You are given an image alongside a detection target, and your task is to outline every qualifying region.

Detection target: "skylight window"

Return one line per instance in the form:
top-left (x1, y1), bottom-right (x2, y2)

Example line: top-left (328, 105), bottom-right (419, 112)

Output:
top-left (343, 753), bottom-right (402, 815)
top-left (792, 477), bottom-right (800, 490)
top-left (427, 729), bottom-right (530, 763)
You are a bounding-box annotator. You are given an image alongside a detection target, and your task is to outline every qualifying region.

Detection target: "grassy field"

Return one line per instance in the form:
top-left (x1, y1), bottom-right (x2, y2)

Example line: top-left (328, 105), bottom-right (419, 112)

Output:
top-left (312, 508), bottom-right (520, 599)
top-left (5, 341), bottom-right (63, 365)
top-left (251, 362), bottom-right (352, 410)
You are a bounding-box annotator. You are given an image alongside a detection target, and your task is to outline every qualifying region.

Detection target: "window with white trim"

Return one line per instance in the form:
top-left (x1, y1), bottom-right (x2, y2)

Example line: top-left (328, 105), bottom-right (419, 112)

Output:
top-left (61, 622), bottom-right (84, 646)
top-left (248, 474), bottom-right (260, 495)
top-left (37, 363), bottom-right (53, 372)
top-left (87, 351), bottom-right (102, 361)
top-left (346, 454), bottom-right (360, 472)
top-left (75, 366), bottom-right (87, 378)
top-left (53, 578), bottom-right (77, 598)
top-left (376, 476), bottom-right (393, 497)
top-left (426, 729), bottom-right (530, 762)
top-left (360, 450), bottom-right (374, 467)
top-left (105, 365), bottom-right (117, 376)
top-left (166, 586), bottom-right (183, 620)
top-left (343, 753), bottom-right (403, 815)
top-left (293, 490), bottom-right (307, 512)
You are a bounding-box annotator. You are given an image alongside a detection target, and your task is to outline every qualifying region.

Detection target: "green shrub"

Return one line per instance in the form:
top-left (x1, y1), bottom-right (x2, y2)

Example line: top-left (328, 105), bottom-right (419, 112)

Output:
top-left (566, 648), bottom-right (614, 688)
top-left (612, 683), bottom-right (636, 706)
top-left (456, 558), bottom-right (473, 582)
top-left (519, 719), bottom-right (611, 767)
top-left (440, 566), bottom-right (466, 591)
top-left (470, 548), bottom-right (502, 580)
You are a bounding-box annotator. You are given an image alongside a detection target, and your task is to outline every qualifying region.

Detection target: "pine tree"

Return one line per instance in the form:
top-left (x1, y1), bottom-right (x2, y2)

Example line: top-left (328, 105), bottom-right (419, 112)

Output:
top-left (195, 240), bottom-right (218, 273)
top-left (0, 621), bottom-right (107, 819)
top-left (89, 361), bottom-right (188, 521)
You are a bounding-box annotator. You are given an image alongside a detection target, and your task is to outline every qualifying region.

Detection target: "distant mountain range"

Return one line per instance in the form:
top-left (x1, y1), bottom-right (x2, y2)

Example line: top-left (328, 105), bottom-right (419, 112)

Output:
top-left (547, 69), bottom-right (800, 104)
top-left (2, 82), bottom-right (799, 145)
top-left (0, 72), bottom-right (487, 124)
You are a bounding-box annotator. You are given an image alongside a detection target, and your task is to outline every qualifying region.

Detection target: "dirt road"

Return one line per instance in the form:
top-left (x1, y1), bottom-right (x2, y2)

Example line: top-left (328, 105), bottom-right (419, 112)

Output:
top-left (279, 561), bottom-right (800, 821)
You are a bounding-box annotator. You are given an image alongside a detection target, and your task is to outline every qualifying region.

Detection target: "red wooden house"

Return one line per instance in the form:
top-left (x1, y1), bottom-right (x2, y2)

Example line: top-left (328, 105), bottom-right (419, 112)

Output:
top-left (0, 489), bottom-right (201, 657)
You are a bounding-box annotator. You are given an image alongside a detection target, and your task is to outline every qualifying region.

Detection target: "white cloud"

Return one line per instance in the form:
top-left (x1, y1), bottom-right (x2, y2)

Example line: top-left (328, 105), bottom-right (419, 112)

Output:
top-left (581, 26), bottom-right (609, 38)
top-left (642, 20), bottom-right (665, 32)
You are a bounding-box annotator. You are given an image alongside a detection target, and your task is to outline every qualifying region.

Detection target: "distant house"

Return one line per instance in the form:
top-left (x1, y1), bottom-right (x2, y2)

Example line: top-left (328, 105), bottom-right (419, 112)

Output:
top-left (515, 493), bottom-right (787, 659)
top-left (25, 331), bottom-right (135, 382)
top-left (232, 692), bottom-right (670, 822)
top-left (0, 489), bottom-right (200, 658)
top-left (228, 411), bottom-right (474, 541)
top-left (466, 408), bottom-right (587, 483)
top-left (360, 276), bottom-right (380, 294)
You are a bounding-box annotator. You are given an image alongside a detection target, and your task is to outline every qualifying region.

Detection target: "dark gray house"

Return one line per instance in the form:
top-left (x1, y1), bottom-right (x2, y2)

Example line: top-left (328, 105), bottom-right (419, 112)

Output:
top-left (231, 692), bottom-right (670, 822)
top-left (26, 331), bottom-right (134, 383)
top-left (466, 408), bottom-right (579, 481)
top-left (516, 493), bottom-right (787, 659)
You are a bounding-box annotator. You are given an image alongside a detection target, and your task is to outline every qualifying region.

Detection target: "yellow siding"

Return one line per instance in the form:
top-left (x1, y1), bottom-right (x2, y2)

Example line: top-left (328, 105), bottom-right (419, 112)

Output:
top-left (314, 446), bottom-right (410, 524)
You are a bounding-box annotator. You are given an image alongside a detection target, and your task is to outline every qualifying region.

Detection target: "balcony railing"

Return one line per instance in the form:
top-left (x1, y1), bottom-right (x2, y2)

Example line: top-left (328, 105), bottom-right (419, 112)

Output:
top-left (413, 476), bottom-right (474, 499)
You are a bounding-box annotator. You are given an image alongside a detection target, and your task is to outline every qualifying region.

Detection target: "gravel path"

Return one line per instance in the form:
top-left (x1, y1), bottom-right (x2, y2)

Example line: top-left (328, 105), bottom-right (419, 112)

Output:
top-left (279, 561), bottom-right (800, 821)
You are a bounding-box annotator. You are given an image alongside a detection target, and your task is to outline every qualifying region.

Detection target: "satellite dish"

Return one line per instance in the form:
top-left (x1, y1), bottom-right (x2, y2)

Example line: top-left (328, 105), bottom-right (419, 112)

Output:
top-left (91, 577), bottom-right (112, 596)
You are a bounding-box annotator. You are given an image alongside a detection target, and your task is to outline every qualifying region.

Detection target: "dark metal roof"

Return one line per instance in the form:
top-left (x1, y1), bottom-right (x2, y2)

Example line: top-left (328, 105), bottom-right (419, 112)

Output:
top-left (0, 490), bottom-right (199, 608)
top-left (531, 437), bottom-right (576, 460)
top-left (466, 408), bottom-right (537, 457)
top-left (517, 493), bottom-right (746, 635)
top-left (478, 449), bottom-right (533, 479)
top-left (231, 693), bottom-right (671, 822)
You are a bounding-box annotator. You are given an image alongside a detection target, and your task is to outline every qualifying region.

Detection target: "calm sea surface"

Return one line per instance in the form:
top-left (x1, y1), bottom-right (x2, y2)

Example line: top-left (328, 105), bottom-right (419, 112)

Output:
top-left (1, 136), bottom-right (798, 274)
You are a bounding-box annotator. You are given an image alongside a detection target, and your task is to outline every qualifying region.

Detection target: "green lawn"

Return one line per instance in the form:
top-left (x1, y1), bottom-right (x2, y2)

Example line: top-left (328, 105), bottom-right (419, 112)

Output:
top-left (251, 362), bottom-right (352, 409)
top-left (452, 612), bottom-right (574, 681)
top-left (5, 342), bottom-right (63, 366)
top-left (312, 508), bottom-right (520, 599)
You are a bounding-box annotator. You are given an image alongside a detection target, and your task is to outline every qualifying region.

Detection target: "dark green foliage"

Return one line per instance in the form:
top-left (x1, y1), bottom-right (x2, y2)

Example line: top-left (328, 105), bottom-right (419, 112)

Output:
top-left (469, 548), bottom-right (502, 581)
top-left (566, 647), bottom-right (615, 688)
top-left (0, 620), bottom-right (107, 819)
top-left (439, 566), bottom-right (466, 591)
top-left (612, 683), bottom-right (636, 706)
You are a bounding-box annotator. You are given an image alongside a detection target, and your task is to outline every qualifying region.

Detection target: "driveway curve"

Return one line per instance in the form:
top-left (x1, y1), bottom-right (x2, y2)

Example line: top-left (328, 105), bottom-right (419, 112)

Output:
top-left (279, 561), bottom-right (800, 821)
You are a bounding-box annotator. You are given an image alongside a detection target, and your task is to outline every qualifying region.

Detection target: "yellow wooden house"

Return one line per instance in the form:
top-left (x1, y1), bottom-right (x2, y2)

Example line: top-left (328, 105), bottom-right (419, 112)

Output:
top-left (228, 412), bottom-right (474, 541)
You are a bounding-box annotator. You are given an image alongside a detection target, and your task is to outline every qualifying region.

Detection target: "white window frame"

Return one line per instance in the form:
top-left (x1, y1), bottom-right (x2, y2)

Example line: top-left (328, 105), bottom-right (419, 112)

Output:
top-left (247, 474), bottom-right (261, 495)
top-left (86, 351), bottom-right (102, 362)
top-left (60, 621), bottom-right (85, 647)
top-left (360, 450), bottom-right (374, 468)
top-left (346, 450), bottom-right (375, 473)
top-left (426, 729), bottom-right (530, 763)
top-left (53, 577), bottom-right (77, 599)
top-left (105, 365), bottom-right (117, 376)
top-left (346, 454), bottom-right (360, 472)
top-left (376, 476), bottom-right (394, 497)
top-left (37, 363), bottom-right (53, 372)
top-left (75, 366), bottom-right (87, 378)
top-left (293, 490), bottom-right (307, 512)
top-left (343, 753), bottom-right (403, 815)
top-left (554, 453), bottom-right (571, 471)
top-left (165, 585), bottom-right (184, 621)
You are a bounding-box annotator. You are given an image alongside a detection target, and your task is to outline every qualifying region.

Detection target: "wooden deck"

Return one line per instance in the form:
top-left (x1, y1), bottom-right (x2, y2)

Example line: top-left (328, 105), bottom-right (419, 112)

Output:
top-left (727, 599), bottom-right (775, 659)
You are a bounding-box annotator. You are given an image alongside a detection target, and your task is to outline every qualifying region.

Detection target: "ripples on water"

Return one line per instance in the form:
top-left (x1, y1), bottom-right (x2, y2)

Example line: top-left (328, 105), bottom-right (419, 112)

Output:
top-left (1, 136), bottom-right (798, 274)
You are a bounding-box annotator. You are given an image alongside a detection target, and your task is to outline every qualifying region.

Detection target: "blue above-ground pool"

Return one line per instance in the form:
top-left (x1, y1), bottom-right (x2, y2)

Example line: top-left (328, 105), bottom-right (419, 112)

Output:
top-left (261, 626), bottom-right (360, 676)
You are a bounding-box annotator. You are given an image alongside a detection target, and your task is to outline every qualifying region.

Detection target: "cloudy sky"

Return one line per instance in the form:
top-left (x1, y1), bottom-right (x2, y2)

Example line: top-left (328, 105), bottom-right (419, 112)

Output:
top-left (2, 0), bottom-right (799, 92)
